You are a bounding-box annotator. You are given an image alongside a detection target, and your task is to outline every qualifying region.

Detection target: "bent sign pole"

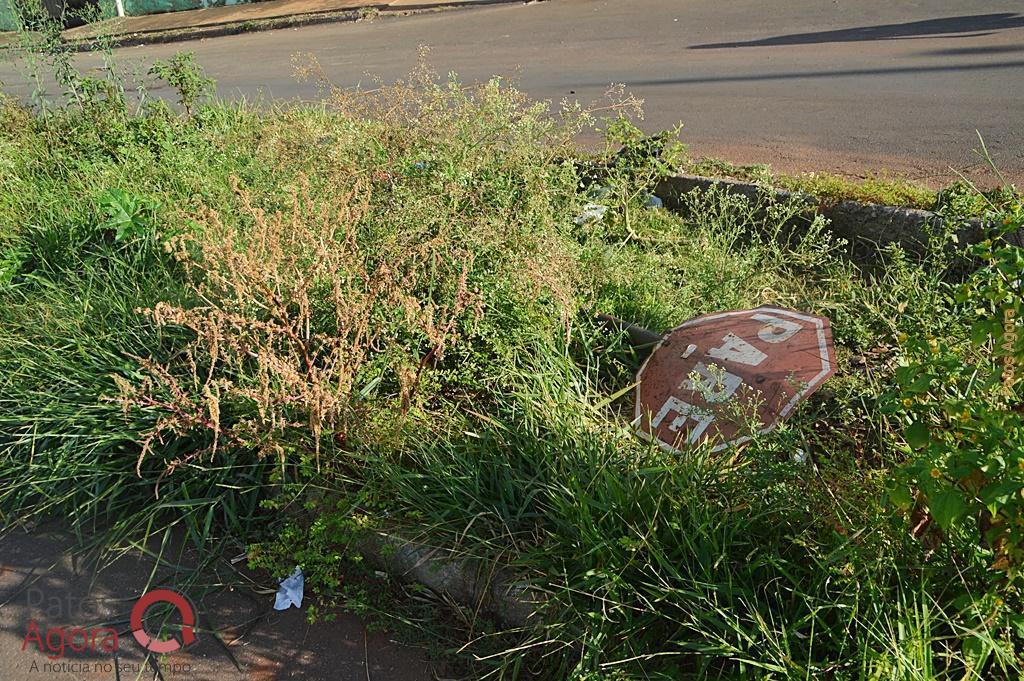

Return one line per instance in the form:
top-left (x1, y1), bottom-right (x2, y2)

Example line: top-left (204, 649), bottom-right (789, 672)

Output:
top-left (634, 306), bottom-right (836, 453)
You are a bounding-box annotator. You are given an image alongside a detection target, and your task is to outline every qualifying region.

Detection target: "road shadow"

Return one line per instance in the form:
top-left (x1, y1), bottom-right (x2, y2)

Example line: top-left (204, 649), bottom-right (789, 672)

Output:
top-left (691, 13), bottom-right (1024, 49)
top-left (917, 45), bottom-right (1024, 57)
top-left (585, 59), bottom-right (1024, 87)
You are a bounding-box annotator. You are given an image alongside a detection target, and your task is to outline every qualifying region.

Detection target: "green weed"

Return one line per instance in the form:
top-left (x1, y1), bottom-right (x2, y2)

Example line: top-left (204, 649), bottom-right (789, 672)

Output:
top-left (688, 157), bottom-right (1021, 220)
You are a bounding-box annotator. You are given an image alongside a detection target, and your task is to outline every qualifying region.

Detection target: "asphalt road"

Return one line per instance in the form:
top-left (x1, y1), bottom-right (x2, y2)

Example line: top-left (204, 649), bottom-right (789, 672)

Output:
top-left (3, 0), bottom-right (1024, 185)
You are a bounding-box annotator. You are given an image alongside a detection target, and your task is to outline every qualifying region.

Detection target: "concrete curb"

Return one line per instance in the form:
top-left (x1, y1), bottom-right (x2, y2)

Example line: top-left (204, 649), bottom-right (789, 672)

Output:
top-left (62, 0), bottom-right (535, 51)
top-left (68, 8), bottom-right (363, 50)
top-left (655, 174), bottom-right (989, 255)
top-left (359, 531), bottom-right (543, 628)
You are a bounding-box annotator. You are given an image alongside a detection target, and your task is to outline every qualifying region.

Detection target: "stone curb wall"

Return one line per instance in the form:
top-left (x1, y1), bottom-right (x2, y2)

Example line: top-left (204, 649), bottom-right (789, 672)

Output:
top-left (655, 173), bottom-right (990, 254)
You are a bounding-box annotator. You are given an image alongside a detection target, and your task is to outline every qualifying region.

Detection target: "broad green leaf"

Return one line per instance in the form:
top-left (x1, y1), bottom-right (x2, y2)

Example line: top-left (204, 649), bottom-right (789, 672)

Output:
top-left (887, 485), bottom-right (913, 510)
top-left (905, 373), bottom-right (934, 394)
top-left (928, 488), bottom-right (970, 530)
top-left (1010, 614), bottom-right (1024, 638)
top-left (961, 635), bottom-right (992, 674)
top-left (979, 479), bottom-right (1023, 514)
top-left (970, 320), bottom-right (995, 346)
top-left (905, 421), bottom-right (930, 449)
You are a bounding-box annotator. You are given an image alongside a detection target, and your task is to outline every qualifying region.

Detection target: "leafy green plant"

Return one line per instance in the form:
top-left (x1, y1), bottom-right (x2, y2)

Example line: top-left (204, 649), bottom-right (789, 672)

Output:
top-left (882, 200), bottom-right (1024, 677)
top-left (148, 52), bottom-right (214, 116)
top-left (0, 247), bottom-right (27, 285)
top-left (887, 200), bottom-right (1024, 573)
top-left (97, 188), bottom-right (160, 242)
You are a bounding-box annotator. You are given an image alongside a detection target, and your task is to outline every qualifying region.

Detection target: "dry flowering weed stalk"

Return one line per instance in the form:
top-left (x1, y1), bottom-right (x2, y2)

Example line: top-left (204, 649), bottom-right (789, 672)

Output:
top-left (293, 47), bottom-right (464, 130)
top-left (116, 176), bottom-right (482, 479)
top-left (290, 48), bottom-right (644, 151)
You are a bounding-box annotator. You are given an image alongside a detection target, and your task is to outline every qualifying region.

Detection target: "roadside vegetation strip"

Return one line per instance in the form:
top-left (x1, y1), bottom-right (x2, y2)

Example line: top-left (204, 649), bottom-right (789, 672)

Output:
top-left (1, 42), bottom-right (1024, 679)
top-left (687, 157), bottom-right (1019, 217)
top-left (656, 174), bottom-right (1000, 257)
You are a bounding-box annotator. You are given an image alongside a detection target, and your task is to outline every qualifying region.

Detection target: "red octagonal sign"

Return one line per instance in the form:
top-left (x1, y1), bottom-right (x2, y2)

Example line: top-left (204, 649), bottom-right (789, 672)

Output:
top-left (635, 306), bottom-right (836, 453)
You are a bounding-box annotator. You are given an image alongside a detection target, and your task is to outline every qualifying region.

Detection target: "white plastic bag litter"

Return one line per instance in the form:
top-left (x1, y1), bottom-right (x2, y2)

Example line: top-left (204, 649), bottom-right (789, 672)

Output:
top-left (575, 203), bottom-right (608, 226)
top-left (274, 567), bottom-right (304, 610)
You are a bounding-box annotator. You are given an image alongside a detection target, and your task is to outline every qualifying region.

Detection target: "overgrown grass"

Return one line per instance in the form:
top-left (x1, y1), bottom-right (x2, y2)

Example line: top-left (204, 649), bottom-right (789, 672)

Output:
top-left (1, 47), bottom-right (1021, 680)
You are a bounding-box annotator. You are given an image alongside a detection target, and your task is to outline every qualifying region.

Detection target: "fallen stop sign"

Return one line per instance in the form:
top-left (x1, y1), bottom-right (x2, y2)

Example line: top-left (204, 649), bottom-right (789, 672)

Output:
top-left (635, 306), bottom-right (836, 453)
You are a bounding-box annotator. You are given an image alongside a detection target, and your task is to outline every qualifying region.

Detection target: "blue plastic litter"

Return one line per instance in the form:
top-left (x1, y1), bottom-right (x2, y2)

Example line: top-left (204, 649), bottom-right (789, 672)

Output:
top-left (274, 567), bottom-right (305, 610)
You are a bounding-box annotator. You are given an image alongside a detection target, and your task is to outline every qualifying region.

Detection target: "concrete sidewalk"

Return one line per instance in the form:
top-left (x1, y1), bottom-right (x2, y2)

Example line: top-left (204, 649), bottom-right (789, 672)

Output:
top-left (0, 528), bottom-right (440, 680)
top-left (62, 0), bottom-right (532, 47)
